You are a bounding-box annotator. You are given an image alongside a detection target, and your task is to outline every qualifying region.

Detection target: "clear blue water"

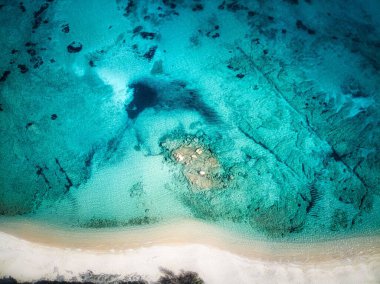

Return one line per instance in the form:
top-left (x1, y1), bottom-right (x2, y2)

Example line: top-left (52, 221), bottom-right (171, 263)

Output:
top-left (0, 0), bottom-right (379, 240)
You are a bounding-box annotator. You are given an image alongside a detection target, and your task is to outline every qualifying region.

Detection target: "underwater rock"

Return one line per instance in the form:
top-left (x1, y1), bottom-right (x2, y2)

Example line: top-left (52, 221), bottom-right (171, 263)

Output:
top-left (161, 135), bottom-right (228, 191)
top-left (67, 41), bottom-right (83, 53)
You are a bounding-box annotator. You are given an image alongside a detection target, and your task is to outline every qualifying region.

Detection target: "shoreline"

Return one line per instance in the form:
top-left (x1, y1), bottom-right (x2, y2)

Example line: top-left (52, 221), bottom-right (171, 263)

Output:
top-left (0, 217), bottom-right (379, 262)
top-left (1, 218), bottom-right (379, 283)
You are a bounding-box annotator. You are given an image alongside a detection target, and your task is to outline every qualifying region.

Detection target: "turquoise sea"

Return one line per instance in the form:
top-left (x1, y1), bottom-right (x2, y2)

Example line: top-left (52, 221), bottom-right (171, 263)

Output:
top-left (0, 0), bottom-right (379, 258)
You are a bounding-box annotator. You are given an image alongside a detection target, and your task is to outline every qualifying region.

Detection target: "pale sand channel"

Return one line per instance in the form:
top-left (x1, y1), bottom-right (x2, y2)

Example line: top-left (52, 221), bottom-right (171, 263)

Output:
top-left (0, 218), bottom-right (379, 283)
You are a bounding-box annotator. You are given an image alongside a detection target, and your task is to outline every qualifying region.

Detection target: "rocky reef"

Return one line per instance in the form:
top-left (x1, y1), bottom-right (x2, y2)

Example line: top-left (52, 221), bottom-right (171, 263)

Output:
top-left (161, 134), bottom-right (230, 191)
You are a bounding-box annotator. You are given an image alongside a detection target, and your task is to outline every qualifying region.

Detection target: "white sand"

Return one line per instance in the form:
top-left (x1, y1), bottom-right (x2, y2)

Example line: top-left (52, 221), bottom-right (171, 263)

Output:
top-left (0, 219), bottom-right (379, 283)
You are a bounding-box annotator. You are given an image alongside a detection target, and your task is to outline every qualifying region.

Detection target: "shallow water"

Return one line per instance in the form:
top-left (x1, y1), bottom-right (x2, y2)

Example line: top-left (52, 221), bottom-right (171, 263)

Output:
top-left (0, 0), bottom-right (379, 246)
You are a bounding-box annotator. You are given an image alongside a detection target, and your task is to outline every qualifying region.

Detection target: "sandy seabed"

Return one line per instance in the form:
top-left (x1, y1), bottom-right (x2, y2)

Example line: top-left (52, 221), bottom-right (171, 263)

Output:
top-left (0, 218), bottom-right (379, 284)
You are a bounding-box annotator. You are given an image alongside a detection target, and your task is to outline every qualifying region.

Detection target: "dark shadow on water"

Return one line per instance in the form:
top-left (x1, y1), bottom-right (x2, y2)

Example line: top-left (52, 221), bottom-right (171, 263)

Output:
top-left (126, 82), bottom-right (158, 119)
top-left (125, 79), bottom-right (220, 124)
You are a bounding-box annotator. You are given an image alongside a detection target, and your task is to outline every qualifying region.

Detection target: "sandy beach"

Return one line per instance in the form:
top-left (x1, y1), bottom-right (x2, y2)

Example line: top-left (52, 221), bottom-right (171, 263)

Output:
top-left (1, 218), bottom-right (379, 283)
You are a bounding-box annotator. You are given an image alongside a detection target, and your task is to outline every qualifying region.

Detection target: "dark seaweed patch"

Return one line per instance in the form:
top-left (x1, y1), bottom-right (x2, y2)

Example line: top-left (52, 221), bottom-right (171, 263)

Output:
top-left (124, 0), bottom-right (135, 17)
top-left (35, 165), bottom-right (52, 189)
top-left (143, 45), bottom-right (158, 61)
top-left (206, 25), bottom-right (221, 39)
top-left (247, 10), bottom-right (256, 17)
top-left (162, 0), bottom-right (178, 10)
top-left (55, 158), bottom-right (73, 193)
top-left (25, 42), bottom-right (36, 47)
top-left (306, 184), bottom-right (321, 213)
top-left (61, 23), bottom-right (69, 33)
top-left (225, 1), bottom-right (248, 12)
top-left (133, 25), bottom-right (143, 34)
top-left (283, 0), bottom-right (299, 4)
top-left (192, 4), bottom-right (203, 11)
top-left (67, 41), bottom-right (83, 53)
top-left (27, 48), bottom-right (37, 56)
top-left (140, 31), bottom-right (156, 40)
top-left (84, 147), bottom-right (96, 168)
top-left (330, 148), bottom-right (343, 162)
top-left (80, 216), bottom-right (158, 228)
top-left (212, 32), bottom-right (220, 38)
top-left (34, 3), bottom-right (49, 18)
top-left (0, 71), bottom-right (11, 82)
top-left (30, 56), bottom-right (43, 69)
top-left (296, 20), bottom-right (316, 35)
top-left (17, 64), bottom-right (29, 73)
top-left (32, 3), bottom-right (49, 29)
top-left (19, 2), bottom-right (26, 12)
